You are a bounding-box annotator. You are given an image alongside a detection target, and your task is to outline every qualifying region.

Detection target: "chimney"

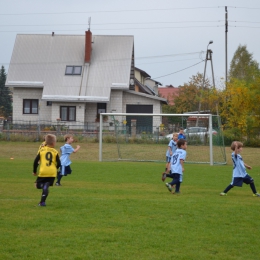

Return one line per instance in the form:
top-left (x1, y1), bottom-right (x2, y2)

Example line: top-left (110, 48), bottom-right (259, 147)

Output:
top-left (85, 30), bottom-right (92, 63)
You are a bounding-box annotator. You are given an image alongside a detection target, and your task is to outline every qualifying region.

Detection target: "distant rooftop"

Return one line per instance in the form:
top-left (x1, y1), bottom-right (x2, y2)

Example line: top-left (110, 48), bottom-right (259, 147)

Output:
top-left (158, 86), bottom-right (179, 105)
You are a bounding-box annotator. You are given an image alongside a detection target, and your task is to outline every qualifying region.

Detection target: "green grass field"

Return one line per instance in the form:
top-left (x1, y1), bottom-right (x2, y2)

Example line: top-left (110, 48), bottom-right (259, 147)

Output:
top-left (1, 142), bottom-right (260, 259)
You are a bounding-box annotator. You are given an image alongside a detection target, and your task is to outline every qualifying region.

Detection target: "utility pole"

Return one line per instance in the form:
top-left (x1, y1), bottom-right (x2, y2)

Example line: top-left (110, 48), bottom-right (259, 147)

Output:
top-left (196, 41), bottom-right (215, 126)
top-left (225, 6), bottom-right (228, 86)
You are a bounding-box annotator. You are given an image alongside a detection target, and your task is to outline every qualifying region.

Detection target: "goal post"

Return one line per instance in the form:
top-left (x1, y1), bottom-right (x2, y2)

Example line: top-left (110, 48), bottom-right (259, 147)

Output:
top-left (99, 113), bottom-right (226, 165)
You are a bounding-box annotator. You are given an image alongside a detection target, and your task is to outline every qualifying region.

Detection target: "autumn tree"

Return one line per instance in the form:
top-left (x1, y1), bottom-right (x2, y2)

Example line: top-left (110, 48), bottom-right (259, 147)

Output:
top-left (173, 73), bottom-right (211, 113)
top-left (0, 66), bottom-right (12, 118)
top-left (218, 75), bottom-right (260, 142)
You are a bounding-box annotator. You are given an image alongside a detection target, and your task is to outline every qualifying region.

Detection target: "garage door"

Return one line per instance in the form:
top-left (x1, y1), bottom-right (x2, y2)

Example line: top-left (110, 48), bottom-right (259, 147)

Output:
top-left (126, 105), bottom-right (153, 134)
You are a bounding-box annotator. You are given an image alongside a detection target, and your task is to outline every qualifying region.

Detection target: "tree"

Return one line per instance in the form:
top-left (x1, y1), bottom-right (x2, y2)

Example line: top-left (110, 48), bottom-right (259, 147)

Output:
top-left (0, 66), bottom-right (12, 118)
top-left (173, 73), bottom-right (211, 113)
top-left (217, 76), bottom-right (260, 142)
top-left (229, 45), bottom-right (260, 82)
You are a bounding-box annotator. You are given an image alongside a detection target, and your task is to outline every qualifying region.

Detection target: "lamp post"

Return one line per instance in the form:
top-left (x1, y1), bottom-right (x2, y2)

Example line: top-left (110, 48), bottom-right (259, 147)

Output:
top-left (196, 41), bottom-right (214, 126)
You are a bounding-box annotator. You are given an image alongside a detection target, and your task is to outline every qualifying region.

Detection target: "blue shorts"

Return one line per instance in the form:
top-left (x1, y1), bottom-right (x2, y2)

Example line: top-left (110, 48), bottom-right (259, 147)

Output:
top-left (231, 174), bottom-right (253, 187)
top-left (166, 173), bottom-right (183, 183)
top-left (60, 165), bottom-right (72, 176)
top-left (166, 156), bottom-right (171, 163)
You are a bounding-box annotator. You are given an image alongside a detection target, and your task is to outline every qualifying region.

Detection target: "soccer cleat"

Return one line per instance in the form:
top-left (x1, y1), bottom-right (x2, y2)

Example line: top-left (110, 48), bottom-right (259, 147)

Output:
top-left (165, 183), bottom-right (172, 192)
top-left (55, 182), bottom-right (61, 186)
top-left (173, 191), bottom-right (180, 194)
top-left (162, 172), bottom-right (166, 182)
top-left (220, 192), bottom-right (227, 196)
top-left (38, 202), bottom-right (46, 206)
top-left (253, 193), bottom-right (260, 197)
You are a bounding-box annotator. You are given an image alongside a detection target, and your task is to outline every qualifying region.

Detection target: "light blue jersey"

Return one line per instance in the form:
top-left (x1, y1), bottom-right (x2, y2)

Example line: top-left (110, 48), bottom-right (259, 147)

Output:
top-left (60, 144), bottom-right (74, 166)
top-left (166, 139), bottom-right (177, 157)
top-left (170, 148), bottom-right (186, 175)
top-left (231, 152), bottom-right (247, 178)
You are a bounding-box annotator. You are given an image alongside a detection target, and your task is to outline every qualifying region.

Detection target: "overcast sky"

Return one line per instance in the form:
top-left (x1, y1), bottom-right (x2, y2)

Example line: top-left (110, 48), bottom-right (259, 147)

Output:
top-left (1, 0), bottom-right (260, 88)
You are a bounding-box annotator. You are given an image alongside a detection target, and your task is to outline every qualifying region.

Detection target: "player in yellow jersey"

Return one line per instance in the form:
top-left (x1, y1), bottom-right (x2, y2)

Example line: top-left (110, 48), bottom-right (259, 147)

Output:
top-left (33, 134), bottom-right (61, 206)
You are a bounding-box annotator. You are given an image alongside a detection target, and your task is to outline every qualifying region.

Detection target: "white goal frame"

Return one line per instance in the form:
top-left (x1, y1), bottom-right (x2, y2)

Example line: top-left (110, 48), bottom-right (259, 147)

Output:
top-left (99, 113), bottom-right (214, 165)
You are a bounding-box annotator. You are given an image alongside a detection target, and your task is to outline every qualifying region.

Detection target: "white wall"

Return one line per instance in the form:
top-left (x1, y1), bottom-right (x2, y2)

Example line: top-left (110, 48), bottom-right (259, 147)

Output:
top-left (12, 88), bottom-right (43, 122)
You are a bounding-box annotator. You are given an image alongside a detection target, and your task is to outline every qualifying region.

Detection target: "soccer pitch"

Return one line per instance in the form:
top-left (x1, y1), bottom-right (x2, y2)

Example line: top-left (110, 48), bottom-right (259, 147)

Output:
top-left (0, 142), bottom-right (260, 259)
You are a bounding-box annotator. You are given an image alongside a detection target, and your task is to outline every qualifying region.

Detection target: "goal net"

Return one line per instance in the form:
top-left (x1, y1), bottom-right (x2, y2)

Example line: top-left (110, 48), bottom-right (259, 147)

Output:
top-left (99, 113), bottom-right (226, 165)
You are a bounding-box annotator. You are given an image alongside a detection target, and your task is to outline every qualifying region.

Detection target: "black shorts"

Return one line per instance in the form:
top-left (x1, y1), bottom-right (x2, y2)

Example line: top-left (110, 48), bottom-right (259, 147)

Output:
top-left (60, 165), bottom-right (72, 176)
top-left (35, 177), bottom-right (55, 187)
top-left (231, 174), bottom-right (253, 187)
top-left (166, 156), bottom-right (171, 163)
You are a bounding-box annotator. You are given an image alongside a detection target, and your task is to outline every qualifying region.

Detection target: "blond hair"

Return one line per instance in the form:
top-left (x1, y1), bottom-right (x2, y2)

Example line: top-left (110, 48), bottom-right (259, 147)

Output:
top-left (45, 134), bottom-right (56, 146)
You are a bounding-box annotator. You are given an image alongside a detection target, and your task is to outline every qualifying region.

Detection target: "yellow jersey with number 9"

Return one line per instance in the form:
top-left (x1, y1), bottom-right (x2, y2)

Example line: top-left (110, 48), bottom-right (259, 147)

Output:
top-left (38, 146), bottom-right (59, 177)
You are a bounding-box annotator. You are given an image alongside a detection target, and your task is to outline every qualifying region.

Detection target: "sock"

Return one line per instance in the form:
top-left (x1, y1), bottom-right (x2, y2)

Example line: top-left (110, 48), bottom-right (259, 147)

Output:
top-left (250, 182), bottom-right (257, 194)
top-left (223, 184), bottom-right (233, 193)
top-left (41, 182), bottom-right (50, 202)
top-left (57, 173), bottom-right (63, 184)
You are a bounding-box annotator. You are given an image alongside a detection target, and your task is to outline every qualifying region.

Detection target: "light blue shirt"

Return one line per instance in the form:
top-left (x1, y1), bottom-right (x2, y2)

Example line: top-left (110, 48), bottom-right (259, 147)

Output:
top-left (60, 144), bottom-right (74, 166)
top-left (231, 152), bottom-right (247, 178)
top-left (166, 139), bottom-right (177, 157)
top-left (170, 148), bottom-right (186, 175)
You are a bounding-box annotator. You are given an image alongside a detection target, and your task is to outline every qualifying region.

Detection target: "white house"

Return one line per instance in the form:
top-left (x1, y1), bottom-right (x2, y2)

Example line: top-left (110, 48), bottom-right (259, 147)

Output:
top-left (6, 30), bottom-right (167, 130)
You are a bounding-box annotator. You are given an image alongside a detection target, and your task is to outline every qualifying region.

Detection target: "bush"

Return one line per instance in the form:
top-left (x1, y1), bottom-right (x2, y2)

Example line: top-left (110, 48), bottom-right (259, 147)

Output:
top-left (222, 128), bottom-right (244, 146)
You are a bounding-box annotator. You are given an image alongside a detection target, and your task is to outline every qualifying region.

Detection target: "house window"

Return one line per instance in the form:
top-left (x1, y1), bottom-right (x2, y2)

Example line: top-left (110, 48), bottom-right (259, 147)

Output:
top-left (47, 101), bottom-right (52, 106)
top-left (97, 103), bottom-right (107, 115)
top-left (23, 99), bottom-right (38, 114)
top-left (60, 106), bottom-right (76, 121)
top-left (65, 66), bottom-right (82, 75)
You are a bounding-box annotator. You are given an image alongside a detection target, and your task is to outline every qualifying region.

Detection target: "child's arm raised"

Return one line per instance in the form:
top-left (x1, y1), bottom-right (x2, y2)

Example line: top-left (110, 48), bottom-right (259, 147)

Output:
top-left (73, 145), bottom-right (80, 153)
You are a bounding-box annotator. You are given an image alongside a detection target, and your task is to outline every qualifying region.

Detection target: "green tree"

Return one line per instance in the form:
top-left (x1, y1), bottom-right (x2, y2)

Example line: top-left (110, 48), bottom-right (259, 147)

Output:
top-left (0, 66), bottom-right (12, 118)
top-left (229, 45), bottom-right (260, 82)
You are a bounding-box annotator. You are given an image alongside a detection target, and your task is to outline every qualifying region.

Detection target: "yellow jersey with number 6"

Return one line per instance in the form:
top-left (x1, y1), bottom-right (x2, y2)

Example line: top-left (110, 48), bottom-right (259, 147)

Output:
top-left (38, 146), bottom-right (59, 177)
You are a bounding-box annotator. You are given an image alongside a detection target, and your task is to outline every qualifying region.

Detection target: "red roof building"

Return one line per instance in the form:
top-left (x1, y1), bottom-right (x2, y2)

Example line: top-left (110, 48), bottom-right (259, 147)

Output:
top-left (158, 85), bottom-right (180, 105)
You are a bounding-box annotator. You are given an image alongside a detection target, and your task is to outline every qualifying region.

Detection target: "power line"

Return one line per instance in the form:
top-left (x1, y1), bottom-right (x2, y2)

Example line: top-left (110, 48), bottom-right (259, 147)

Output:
top-left (152, 60), bottom-right (205, 80)
top-left (1, 5), bottom-right (259, 16)
top-left (229, 20), bottom-right (260, 24)
top-left (136, 52), bottom-right (203, 60)
top-left (0, 21), bottom-right (223, 27)
top-left (0, 51), bottom-right (204, 66)
top-left (0, 7), bottom-right (224, 16)
top-left (0, 25), bottom-right (224, 33)
top-left (229, 25), bottom-right (260, 28)
top-left (228, 6), bottom-right (260, 9)
top-left (136, 58), bottom-right (202, 65)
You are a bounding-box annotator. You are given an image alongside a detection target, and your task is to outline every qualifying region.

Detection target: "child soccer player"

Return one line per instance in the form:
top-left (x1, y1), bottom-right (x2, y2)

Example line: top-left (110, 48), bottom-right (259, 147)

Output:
top-left (162, 133), bottom-right (178, 181)
top-left (33, 134), bottom-right (61, 206)
top-left (55, 134), bottom-right (80, 186)
top-left (178, 128), bottom-right (186, 140)
top-left (164, 138), bottom-right (187, 194)
top-left (220, 141), bottom-right (260, 197)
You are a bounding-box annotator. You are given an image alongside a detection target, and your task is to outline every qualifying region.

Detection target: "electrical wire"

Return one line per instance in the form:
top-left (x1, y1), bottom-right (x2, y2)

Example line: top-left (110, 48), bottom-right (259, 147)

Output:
top-left (152, 60), bottom-right (205, 80)
top-left (0, 7), bottom-right (225, 16)
top-left (0, 25), bottom-right (224, 33)
top-left (0, 21), bottom-right (223, 27)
